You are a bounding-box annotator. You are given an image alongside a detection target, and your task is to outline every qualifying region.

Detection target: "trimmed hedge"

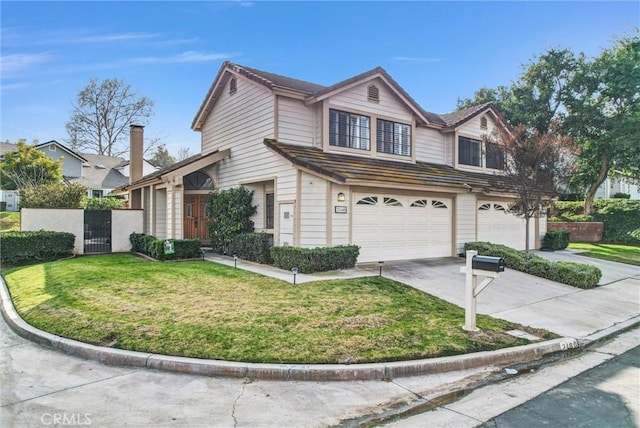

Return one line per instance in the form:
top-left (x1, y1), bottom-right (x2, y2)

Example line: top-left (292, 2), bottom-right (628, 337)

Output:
top-left (229, 233), bottom-right (273, 264)
top-left (271, 245), bottom-right (360, 273)
top-left (551, 200), bottom-right (640, 245)
top-left (1, 230), bottom-right (75, 264)
top-left (464, 241), bottom-right (602, 289)
top-left (129, 232), bottom-right (201, 261)
top-left (542, 230), bottom-right (570, 251)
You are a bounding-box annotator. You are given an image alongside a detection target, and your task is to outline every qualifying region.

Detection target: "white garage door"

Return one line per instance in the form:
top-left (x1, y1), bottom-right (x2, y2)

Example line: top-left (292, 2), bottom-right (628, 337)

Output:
top-left (353, 194), bottom-right (452, 262)
top-left (477, 202), bottom-right (535, 250)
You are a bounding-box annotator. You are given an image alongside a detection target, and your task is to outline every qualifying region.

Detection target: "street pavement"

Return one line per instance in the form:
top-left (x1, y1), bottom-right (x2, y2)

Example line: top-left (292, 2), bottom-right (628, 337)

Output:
top-left (1, 250), bottom-right (639, 427)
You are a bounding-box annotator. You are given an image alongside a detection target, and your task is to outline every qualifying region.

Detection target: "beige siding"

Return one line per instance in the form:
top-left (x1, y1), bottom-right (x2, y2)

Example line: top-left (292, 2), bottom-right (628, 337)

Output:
top-left (444, 133), bottom-right (454, 166)
top-left (314, 103), bottom-right (322, 148)
top-left (278, 97), bottom-right (316, 146)
top-left (455, 193), bottom-right (477, 253)
top-left (299, 172), bottom-right (327, 247)
top-left (329, 78), bottom-right (412, 122)
top-left (457, 113), bottom-right (496, 140)
top-left (331, 184), bottom-right (350, 245)
top-left (155, 188), bottom-right (167, 239)
top-left (415, 127), bottom-right (445, 164)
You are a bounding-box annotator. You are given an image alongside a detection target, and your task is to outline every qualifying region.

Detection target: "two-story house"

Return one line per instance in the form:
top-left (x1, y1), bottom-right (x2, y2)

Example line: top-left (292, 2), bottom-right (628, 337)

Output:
top-left (122, 62), bottom-right (546, 262)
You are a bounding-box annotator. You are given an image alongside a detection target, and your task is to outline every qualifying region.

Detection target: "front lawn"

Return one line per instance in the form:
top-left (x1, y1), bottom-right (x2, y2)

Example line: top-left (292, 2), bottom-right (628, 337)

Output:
top-left (0, 211), bottom-right (20, 232)
top-left (3, 254), bottom-right (550, 364)
top-left (569, 243), bottom-right (640, 266)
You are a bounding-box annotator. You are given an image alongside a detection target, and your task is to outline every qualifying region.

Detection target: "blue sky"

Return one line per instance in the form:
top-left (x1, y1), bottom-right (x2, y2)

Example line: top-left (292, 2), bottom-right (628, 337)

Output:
top-left (1, 1), bottom-right (637, 157)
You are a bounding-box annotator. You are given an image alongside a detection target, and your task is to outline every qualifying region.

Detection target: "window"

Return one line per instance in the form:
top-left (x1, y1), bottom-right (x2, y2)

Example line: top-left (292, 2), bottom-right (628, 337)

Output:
top-left (458, 136), bottom-right (482, 167)
top-left (486, 142), bottom-right (506, 170)
top-left (92, 189), bottom-right (104, 198)
top-left (48, 144), bottom-right (56, 151)
top-left (367, 84), bottom-right (379, 102)
top-left (431, 200), bottom-right (448, 209)
top-left (377, 119), bottom-right (411, 156)
top-left (356, 196), bottom-right (378, 205)
top-left (184, 171), bottom-right (214, 190)
top-left (480, 116), bottom-right (488, 129)
top-left (329, 109), bottom-right (370, 150)
top-left (229, 77), bottom-right (237, 95)
top-left (383, 197), bottom-right (402, 207)
top-left (265, 193), bottom-right (274, 229)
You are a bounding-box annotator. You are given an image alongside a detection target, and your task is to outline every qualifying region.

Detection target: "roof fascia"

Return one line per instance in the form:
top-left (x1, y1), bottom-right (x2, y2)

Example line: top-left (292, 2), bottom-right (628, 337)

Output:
top-left (36, 141), bottom-right (88, 162)
top-left (192, 62), bottom-right (232, 131)
top-left (162, 148), bottom-right (231, 182)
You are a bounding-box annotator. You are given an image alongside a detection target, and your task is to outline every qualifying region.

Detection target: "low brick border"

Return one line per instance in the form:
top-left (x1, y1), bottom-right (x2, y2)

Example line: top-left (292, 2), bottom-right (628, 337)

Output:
top-left (3, 276), bottom-right (631, 382)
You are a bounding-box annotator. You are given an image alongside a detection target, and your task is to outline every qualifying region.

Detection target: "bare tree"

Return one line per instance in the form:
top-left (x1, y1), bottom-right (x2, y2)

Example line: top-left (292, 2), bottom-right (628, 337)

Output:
top-left (490, 121), bottom-right (578, 256)
top-left (176, 147), bottom-right (192, 161)
top-left (66, 78), bottom-right (155, 157)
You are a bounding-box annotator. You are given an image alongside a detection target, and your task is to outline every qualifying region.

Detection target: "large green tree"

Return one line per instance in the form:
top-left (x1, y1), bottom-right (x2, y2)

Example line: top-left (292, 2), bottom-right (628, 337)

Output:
top-left (458, 33), bottom-right (639, 214)
top-left (563, 34), bottom-right (640, 214)
top-left (0, 141), bottom-right (62, 190)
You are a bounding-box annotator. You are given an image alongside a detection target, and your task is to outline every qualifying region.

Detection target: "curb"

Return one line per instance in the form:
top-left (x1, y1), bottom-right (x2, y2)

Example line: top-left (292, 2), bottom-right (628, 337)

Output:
top-left (0, 275), bottom-right (625, 382)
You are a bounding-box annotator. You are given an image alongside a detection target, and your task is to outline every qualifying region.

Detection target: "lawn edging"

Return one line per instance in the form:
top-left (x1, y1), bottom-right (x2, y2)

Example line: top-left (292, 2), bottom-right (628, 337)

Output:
top-left (1, 274), bottom-right (595, 381)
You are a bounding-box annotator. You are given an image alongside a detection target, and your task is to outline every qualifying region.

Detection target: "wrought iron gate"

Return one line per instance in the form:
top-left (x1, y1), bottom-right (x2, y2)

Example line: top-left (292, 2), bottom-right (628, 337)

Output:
top-left (84, 210), bottom-right (112, 253)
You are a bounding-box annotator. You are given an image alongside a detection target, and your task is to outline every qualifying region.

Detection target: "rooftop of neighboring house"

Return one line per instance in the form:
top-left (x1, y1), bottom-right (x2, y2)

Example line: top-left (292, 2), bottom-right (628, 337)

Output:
top-left (69, 153), bottom-right (129, 190)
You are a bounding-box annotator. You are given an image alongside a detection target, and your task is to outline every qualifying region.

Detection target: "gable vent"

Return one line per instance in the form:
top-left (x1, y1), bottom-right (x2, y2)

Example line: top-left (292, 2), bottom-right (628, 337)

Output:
top-left (229, 77), bottom-right (237, 95)
top-left (367, 84), bottom-right (379, 102)
top-left (480, 116), bottom-right (488, 129)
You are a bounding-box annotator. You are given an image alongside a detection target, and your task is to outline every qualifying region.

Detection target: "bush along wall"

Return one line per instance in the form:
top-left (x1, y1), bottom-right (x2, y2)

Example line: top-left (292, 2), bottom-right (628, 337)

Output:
top-left (229, 233), bottom-right (273, 264)
top-left (542, 230), bottom-right (570, 250)
top-left (129, 232), bottom-right (201, 261)
top-left (271, 245), bottom-right (360, 273)
top-left (1, 231), bottom-right (75, 264)
top-left (464, 241), bottom-right (602, 289)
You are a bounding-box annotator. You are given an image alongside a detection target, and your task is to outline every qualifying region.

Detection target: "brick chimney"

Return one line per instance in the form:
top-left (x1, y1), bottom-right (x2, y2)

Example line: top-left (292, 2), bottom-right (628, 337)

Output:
top-left (129, 124), bottom-right (144, 185)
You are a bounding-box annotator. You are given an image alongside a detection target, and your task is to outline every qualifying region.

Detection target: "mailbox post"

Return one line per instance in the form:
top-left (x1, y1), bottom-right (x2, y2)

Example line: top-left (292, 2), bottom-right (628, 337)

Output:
top-left (460, 250), bottom-right (505, 331)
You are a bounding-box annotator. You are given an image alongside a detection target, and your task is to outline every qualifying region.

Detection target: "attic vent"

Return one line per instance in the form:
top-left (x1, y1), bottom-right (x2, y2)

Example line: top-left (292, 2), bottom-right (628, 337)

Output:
top-left (480, 116), bottom-right (488, 129)
top-left (229, 77), bottom-right (237, 95)
top-left (82, 162), bottom-right (90, 167)
top-left (48, 144), bottom-right (56, 151)
top-left (95, 164), bottom-right (106, 169)
top-left (367, 84), bottom-right (379, 102)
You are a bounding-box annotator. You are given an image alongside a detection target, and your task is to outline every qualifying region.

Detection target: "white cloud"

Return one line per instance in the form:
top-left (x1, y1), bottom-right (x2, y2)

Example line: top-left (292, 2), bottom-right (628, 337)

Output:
top-left (0, 52), bottom-right (54, 75)
top-left (393, 56), bottom-right (442, 64)
top-left (133, 51), bottom-right (236, 64)
top-left (75, 32), bottom-right (159, 43)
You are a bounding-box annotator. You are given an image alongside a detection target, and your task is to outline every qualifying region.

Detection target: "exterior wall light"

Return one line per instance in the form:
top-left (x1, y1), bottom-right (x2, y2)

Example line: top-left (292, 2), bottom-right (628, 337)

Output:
top-left (378, 261), bottom-right (384, 277)
top-left (233, 253), bottom-right (238, 268)
top-left (291, 267), bottom-right (299, 285)
top-left (337, 192), bottom-right (346, 202)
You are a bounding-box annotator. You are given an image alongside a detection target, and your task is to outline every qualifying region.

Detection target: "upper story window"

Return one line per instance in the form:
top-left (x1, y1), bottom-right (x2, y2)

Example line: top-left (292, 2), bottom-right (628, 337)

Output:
top-left (329, 109), bottom-right (370, 151)
top-left (458, 136), bottom-right (482, 167)
top-left (377, 119), bottom-right (411, 156)
top-left (486, 142), bottom-right (506, 170)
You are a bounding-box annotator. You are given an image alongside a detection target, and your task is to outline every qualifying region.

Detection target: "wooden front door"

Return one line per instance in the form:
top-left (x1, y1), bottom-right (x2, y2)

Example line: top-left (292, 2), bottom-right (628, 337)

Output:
top-left (184, 194), bottom-right (210, 242)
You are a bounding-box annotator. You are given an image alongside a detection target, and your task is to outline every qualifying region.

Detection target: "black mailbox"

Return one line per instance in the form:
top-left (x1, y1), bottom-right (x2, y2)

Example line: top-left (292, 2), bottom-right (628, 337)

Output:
top-left (472, 255), bottom-right (506, 272)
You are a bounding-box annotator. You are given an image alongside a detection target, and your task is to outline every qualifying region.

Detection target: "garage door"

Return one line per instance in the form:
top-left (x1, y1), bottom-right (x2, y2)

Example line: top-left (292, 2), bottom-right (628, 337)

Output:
top-left (477, 202), bottom-right (535, 250)
top-left (352, 194), bottom-right (452, 262)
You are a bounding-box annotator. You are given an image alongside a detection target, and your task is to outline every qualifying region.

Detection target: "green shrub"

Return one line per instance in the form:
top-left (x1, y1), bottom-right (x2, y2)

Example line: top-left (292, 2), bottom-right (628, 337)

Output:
top-left (148, 238), bottom-right (202, 261)
top-left (206, 187), bottom-right (257, 254)
top-left (271, 245), bottom-right (360, 273)
top-left (83, 196), bottom-right (125, 210)
top-left (464, 241), bottom-right (602, 289)
top-left (130, 232), bottom-right (201, 261)
top-left (612, 193), bottom-right (631, 199)
top-left (592, 199), bottom-right (640, 245)
top-left (542, 230), bottom-right (570, 250)
top-left (0, 230), bottom-right (75, 264)
top-left (19, 183), bottom-right (87, 208)
top-left (230, 233), bottom-right (273, 264)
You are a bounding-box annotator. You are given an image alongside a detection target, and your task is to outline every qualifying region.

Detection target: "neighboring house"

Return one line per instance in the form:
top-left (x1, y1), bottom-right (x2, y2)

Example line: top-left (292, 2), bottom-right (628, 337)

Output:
top-left (595, 171), bottom-right (640, 200)
top-left (120, 62), bottom-right (547, 262)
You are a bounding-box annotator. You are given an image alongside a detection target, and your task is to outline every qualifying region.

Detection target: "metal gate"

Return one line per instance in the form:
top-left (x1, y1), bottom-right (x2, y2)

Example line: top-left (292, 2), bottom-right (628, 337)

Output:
top-left (84, 210), bottom-right (112, 253)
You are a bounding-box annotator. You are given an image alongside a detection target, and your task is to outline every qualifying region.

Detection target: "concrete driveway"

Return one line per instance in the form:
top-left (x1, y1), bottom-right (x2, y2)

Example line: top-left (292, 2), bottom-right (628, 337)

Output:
top-left (355, 251), bottom-right (639, 338)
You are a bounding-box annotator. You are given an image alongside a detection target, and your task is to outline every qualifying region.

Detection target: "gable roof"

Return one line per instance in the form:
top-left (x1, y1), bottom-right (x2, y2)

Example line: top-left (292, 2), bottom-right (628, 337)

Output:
top-left (439, 102), bottom-right (508, 130)
top-left (35, 140), bottom-right (88, 162)
top-left (68, 153), bottom-right (128, 190)
top-left (193, 62), bottom-right (453, 131)
top-left (264, 139), bottom-right (506, 192)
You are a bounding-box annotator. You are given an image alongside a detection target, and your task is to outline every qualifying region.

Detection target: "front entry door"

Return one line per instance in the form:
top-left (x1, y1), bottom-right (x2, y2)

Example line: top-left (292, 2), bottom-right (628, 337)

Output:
top-left (184, 194), bottom-right (210, 242)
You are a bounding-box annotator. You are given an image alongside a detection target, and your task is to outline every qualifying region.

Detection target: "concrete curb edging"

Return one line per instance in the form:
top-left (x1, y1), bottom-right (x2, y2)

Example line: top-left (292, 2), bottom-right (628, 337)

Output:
top-left (0, 276), bottom-right (587, 381)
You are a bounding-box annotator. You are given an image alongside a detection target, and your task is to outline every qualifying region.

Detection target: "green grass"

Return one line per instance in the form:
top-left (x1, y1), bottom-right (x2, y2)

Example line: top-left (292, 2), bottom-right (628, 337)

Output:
top-left (569, 243), bottom-right (640, 266)
top-left (3, 254), bottom-right (552, 364)
top-left (0, 211), bottom-right (20, 232)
